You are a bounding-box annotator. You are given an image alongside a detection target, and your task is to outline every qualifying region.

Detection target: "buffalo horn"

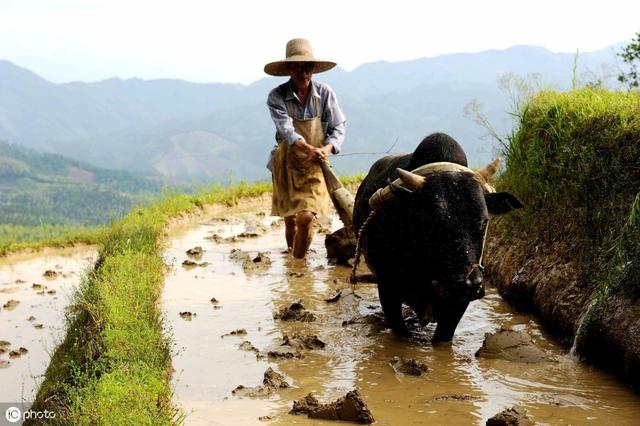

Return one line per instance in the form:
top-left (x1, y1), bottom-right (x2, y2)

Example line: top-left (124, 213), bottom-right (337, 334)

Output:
top-left (476, 158), bottom-right (500, 182)
top-left (368, 161), bottom-right (491, 210)
top-left (397, 168), bottom-right (426, 191)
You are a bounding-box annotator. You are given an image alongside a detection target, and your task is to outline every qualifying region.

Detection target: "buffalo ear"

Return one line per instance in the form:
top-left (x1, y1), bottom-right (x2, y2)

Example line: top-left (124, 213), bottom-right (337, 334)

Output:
top-left (485, 192), bottom-right (524, 215)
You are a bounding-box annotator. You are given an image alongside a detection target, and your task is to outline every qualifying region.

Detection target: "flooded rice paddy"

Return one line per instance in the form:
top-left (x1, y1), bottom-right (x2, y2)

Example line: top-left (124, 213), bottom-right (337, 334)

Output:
top-left (161, 208), bottom-right (640, 425)
top-left (0, 247), bottom-right (97, 404)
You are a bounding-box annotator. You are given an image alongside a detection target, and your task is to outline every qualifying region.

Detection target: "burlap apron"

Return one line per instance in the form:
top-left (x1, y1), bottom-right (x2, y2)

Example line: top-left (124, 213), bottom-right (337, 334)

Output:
top-left (271, 97), bottom-right (330, 217)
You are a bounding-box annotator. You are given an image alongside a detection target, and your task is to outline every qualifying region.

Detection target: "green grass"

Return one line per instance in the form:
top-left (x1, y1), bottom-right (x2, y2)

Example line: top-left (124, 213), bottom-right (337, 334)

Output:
top-left (30, 180), bottom-right (272, 425)
top-left (494, 88), bottom-right (640, 321)
top-left (0, 224), bottom-right (104, 256)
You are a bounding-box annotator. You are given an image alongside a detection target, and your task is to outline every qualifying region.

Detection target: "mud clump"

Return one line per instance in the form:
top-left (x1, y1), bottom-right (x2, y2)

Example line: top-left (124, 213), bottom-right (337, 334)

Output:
top-left (238, 341), bottom-right (259, 354)
top-left (249, 252), bottom-right (271, 266)
top-left (43, 270), bottom-right (59, 279)
top-left (229, 248), bottom-right (250, 262)
top-left (325, 290), bottom-right (343, 303)
top-left (232, 367), bottom-right (290, 397)
top-left (282, 334), bottom-right (326, 350)
top-left (476, 329), bottom-right (552, 363)
top-left (291, 390), bottom-right (374, 424)
top-left (261, 367), bottom-right (290, 388)
top-left (2, 299), bottom-right (19, 311)
top-left (325, 227), bottom-right (356, 266)
top-left (238, 222), bottom-right (265, 238)
top-left (182, 259), bottom-right (209, 268)
top-left (230, 249), bottom-right (272, 272)
top-left (264, 333), bottom-right (325, 359)
top-left (8, 347), bottom-right (28, 359)
top-left (342, 312), bottom-right (384, 328)
top-left (179, 311), bottom-right (197, 320)
top-left (242, 252), bottom-right (271, 272)
top-left (31, 283), bottom-right (44, 290)
top-left (222, 328), bottom-right (247, 337)
top-left (0, 340), bottom-right (10, 355)
top-left (186, 246), bottom-right (204, 258)
top-left (389, 356), bottom-right (429, 376)
top-left (290, 394), bottom-right (320, 414)
top-left (266, 346), bottom-right (303, 359)
top-left (210, 297), bottom-right (221, 309)
top-left (274, 301), bottom-right (315, 322)
top-left (325, 288), bottom-right (362, 304)
top-left (486, 406), bottom-right (534, 426)
top-left (205, 233), bottom-right (223, 243)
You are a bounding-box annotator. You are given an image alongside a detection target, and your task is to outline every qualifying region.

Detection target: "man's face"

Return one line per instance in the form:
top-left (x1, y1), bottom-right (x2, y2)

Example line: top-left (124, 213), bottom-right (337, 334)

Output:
top-left (287, 62), bottom-right (313, 90)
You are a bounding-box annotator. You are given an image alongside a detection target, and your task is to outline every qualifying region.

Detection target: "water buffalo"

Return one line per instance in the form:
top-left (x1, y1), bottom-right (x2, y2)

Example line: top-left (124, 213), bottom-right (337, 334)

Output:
top-left (353, 133), bottom-right (523, 342)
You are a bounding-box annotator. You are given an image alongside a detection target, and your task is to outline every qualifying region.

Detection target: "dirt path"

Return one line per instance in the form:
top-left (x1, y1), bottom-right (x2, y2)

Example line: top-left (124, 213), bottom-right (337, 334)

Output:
top-left (161, 207), bottom-right (640, 425)
top-left (0, 247), bottom-right (97, 403)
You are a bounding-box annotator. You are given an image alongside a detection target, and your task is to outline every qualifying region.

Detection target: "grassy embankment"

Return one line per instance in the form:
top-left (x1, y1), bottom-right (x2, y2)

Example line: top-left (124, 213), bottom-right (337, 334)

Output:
top-left (488, 88), bottom-right (640, 382)
top-left (29, 173), bottom-right (363, 424)
top-left (0, 224), bottom-right (104, 256)
top-left (30, 181), bottom-right (272, 424)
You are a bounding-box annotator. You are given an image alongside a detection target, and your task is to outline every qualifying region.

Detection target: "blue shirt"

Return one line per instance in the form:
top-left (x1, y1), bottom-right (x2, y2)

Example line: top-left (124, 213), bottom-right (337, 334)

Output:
top-left (267, 79), bottom-right (346, 154)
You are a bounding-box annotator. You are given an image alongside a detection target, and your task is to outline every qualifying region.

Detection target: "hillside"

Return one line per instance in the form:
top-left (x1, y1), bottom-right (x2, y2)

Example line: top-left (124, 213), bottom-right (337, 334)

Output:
top-left (0, 45), bottom-right (621, 182)
top-left (0, 141), bottom-right (164, 225)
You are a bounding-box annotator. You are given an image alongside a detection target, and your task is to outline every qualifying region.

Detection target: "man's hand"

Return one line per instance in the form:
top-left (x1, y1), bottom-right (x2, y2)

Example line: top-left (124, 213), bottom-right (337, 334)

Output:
top-left (293, 139), bottom-right (333, 163)
top-left (318, 144), bottom-right (333, 161)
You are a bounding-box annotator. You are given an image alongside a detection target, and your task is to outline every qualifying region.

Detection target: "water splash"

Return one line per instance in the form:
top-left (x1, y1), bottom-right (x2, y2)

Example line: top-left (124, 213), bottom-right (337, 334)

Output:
top-left (569, 298), bottom-right (598, 359)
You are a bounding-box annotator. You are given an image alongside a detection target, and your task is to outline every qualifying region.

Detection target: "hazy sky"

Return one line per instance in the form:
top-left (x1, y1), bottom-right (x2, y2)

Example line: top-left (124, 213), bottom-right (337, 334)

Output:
top-left (1, 0), bottom-right (638, 84)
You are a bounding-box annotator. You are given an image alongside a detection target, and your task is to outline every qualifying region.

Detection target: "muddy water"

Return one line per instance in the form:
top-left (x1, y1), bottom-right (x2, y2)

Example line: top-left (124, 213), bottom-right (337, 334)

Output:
top-left (0, 247), bottom-right (97, 403)
top-left (162, 210), bottom-right (640, 425)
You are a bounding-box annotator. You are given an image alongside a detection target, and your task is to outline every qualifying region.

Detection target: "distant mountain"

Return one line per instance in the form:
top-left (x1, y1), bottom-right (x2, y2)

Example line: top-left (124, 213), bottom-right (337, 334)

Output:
top-left (0, 45), bottom-right (621, 182)
top-left (0, 141), bottom-right (165, 225)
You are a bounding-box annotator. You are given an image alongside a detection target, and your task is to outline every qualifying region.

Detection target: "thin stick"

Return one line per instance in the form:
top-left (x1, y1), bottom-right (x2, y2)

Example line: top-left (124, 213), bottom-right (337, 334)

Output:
top-left (334, 137), bottom-right (399, 158)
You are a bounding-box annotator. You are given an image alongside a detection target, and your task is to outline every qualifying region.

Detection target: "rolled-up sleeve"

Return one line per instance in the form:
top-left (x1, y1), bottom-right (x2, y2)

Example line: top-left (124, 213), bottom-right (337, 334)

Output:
top-left (322, 87), bottom-right (346, 154)
top-left (267, 88), bottom-right (302, 145)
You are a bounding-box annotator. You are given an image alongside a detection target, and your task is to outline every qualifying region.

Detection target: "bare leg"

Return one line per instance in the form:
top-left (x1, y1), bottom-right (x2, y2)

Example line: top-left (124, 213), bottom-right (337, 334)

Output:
top-left (284, 215), bottom-right (296, 251)
top-left (292, 211), bottom-right (314, 259)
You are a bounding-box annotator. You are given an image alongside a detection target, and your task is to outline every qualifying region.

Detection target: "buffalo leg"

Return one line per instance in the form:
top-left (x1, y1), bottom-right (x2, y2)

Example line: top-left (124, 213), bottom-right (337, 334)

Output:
top-left (377, 283), bottom-right (408, 335)
top-left (432, 301), bottom-right (469, 343)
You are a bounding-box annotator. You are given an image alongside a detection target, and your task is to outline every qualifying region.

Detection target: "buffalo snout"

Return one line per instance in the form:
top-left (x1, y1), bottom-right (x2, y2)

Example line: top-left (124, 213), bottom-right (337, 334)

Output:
top-left (450, 267), bottom-right (485, 300)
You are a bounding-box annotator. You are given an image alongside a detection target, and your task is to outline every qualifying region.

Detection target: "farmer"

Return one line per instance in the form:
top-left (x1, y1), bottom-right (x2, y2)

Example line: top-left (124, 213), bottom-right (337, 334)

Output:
top-left (264, 38), bottom-right (346, 259)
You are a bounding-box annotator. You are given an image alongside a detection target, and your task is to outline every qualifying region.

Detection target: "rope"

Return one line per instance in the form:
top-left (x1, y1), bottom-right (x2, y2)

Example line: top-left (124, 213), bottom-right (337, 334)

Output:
top-left (478, 220), bottom-right (490, 270)
top-left (467, 220), bottom-right (490, 278)
top-left (350, 209), bottom-right (378, 284)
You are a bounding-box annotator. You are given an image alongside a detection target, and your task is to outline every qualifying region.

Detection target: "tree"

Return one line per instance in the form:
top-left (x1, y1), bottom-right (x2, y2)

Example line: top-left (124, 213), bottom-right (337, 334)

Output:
top-left (618, 31), bottom-right (640, 89)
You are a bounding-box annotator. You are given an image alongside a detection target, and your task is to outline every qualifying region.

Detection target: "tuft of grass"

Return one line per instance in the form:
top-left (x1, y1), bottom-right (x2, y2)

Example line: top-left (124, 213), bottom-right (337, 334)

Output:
top-left (499, 89), bottom-right (640, 248)
top-left (493, 88), bottom-right (640, 333)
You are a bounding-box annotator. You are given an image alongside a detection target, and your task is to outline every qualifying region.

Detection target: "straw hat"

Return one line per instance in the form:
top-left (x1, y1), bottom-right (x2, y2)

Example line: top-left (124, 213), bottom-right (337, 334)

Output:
top-left (264, 38), bottom-right (336, 76)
